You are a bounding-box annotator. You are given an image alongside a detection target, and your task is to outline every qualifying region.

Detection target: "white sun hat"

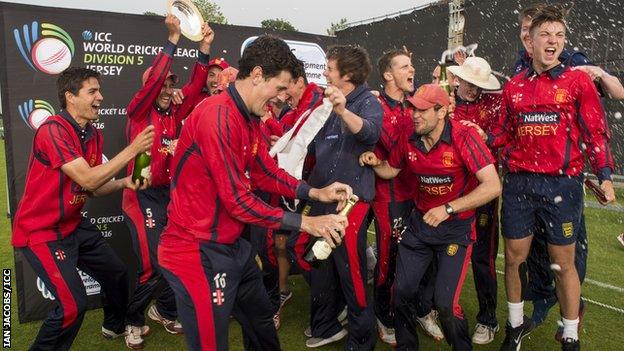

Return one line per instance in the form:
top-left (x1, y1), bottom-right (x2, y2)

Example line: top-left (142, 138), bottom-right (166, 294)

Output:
top-left (447, 57), bottom-right (500, 90)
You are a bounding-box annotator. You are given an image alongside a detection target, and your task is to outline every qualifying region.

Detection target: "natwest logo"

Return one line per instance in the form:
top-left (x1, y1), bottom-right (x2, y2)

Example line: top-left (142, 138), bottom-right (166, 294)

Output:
top-left (18, 99), bottom-right (55, 130)
top-left (13, 21), bottom-right (75, 74)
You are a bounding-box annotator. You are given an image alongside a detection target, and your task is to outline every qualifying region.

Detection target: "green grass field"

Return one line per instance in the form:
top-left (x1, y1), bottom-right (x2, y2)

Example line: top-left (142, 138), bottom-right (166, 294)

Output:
top-left (4, 141), bottom-right (623, 350)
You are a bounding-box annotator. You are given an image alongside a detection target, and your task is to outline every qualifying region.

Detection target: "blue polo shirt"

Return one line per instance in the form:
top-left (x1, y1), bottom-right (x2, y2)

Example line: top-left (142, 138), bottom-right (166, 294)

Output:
top-left (307, 84), bottom-right (383, 202)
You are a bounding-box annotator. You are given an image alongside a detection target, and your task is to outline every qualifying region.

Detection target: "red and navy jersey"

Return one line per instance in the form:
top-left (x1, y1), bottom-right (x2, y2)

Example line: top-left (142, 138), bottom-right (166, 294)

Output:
top-left (12, 111), bottom-right (103, 247)
top-left (373, 91), bottom-right (414, 203)
top-left (163, 85), bottom-right (311, 244)
top-left (279, 83), bottom-right (324, 133)
top-left (125, 41), bottom-right (209, 187)
top-left (389, 119), bottom-right (494, 222)
top-left (489, 64), bottom-right (614, 181)
top-left (452, 92), bottom-right (501, 133)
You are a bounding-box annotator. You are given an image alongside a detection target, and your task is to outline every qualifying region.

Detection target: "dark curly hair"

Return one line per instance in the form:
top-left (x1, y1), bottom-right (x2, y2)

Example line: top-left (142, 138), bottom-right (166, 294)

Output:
top-left (237, 35), bottom-right (300, 80)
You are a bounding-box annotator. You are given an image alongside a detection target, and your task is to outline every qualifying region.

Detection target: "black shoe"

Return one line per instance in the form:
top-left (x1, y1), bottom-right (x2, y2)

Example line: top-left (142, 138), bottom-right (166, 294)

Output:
top-left (561, 338), bottom-right (580, 351)
top-left (499, 316), bottom-right (534, 351)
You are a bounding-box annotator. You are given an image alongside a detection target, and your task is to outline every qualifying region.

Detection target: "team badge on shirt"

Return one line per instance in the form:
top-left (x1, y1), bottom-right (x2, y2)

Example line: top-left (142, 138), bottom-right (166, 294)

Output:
top-left (478, 213), bottom-right (489, 227)
top-left (251, 137), bottom-right (259, 157)
top-left (89, 155), bottom-right (97, 166)
top-left (442, 152), bottom-right (454, 167)
top-left (562, 222), bottom-right (574, 238)
top-left (479, 109), bottom-right (487, 120)
top-left (447, 244), bottom-right (458, 256)
top-left (555, 89), bottom-right (568, 104)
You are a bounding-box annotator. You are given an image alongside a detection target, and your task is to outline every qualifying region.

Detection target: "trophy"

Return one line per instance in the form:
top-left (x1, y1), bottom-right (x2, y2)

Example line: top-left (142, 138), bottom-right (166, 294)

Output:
top-left (167, 0), bottom-right (205, 42)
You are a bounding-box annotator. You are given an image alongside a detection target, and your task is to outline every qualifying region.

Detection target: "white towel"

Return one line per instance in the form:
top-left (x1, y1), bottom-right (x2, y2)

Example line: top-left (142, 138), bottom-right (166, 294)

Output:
top-left (269, 98), bottom-right (333, 180)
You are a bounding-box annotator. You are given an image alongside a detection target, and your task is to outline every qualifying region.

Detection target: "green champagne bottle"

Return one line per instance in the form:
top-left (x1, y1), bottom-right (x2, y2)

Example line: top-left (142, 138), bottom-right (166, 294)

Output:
top-left (439, 63), bottom-right (452, 95)
top-left (132, 151), bottom-right (151, 184)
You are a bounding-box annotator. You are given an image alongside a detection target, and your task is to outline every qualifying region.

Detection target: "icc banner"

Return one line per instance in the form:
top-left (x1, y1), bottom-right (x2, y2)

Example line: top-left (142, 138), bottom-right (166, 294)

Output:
top-left (0, 2), bottom-right (335, 323)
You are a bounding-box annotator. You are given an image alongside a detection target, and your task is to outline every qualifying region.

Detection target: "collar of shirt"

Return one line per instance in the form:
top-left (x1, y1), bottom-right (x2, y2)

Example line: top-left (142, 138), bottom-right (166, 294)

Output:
top-left (345, 84), bottom-right (369, 103)
top-left (524, 61), bottom-right (566, 79)
top-left (409, 119), bottom-right (452, 153)
top-left (60, 110), bottom-right (94, 142)
top-left (380, 89), bottom-right (405, 110)
top-left (153, 102), bottom-right (172, 115)
top-left (227, 84), bottom-right (262, 122)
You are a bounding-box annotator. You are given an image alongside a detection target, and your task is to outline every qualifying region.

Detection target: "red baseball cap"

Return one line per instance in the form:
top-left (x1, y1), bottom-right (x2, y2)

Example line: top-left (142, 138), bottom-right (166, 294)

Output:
top-left (406, 84), bottom-right (450, 110)
top-left (208, 57), bottom-right (230, 70)
top-left (142, 67), bottom-right (178, 86)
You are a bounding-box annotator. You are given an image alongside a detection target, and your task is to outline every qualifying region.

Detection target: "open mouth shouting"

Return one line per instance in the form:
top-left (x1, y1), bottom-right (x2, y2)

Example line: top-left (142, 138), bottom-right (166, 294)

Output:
top-left (544, 47), bottom-right (557, 60)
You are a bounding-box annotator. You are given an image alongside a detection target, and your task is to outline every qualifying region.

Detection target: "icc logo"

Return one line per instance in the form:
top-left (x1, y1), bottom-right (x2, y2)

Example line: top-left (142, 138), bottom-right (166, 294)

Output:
top-left (13, 21), bottom-right (75, 74)
top-left (18, 99), bottom-right (55, 130)
top-left (82, 30), bottom-right (93, 41)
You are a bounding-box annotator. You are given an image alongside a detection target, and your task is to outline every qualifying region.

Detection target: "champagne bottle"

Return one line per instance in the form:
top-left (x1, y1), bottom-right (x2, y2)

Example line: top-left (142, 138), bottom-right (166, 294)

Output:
top-left (132, 151), bottom-right (151, 185)
top-left (303, 198), bottom-right (358, 265)
top-left (439, 63), bottom-right (452, 95)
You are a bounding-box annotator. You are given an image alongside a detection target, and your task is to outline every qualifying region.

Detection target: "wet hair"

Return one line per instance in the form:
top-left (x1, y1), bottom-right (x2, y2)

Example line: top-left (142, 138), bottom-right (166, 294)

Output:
top-left (377, 49), bottom-right (411, 83)
top-left (57, 67), bottom-right (101, 109)
top-left (518, 3), bottom-right (545, 24)
top-left (326, 45), bottom-right (372, 86)
top-left (529, 5), bottom-right (568, 36)
top-left (237, 35), bottom-right (300, 80)
top-left (293, 59), bottom-right (308, 84)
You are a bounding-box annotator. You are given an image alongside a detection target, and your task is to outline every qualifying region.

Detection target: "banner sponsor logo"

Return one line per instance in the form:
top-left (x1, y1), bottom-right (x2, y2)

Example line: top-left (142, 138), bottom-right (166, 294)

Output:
top-left (13, 21), bottom-right (74, 74)
top-left (17, 99), bottom-right (55, 130)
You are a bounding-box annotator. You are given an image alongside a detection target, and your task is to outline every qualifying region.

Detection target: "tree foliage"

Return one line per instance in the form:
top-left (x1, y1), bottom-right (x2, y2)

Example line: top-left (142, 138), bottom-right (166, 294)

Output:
top-left (261, 18), bottom-right (297, 32)
top-left (326, 18), bottom-right (348, 36)
top-left (193, 0), bottom-right (227, 24)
